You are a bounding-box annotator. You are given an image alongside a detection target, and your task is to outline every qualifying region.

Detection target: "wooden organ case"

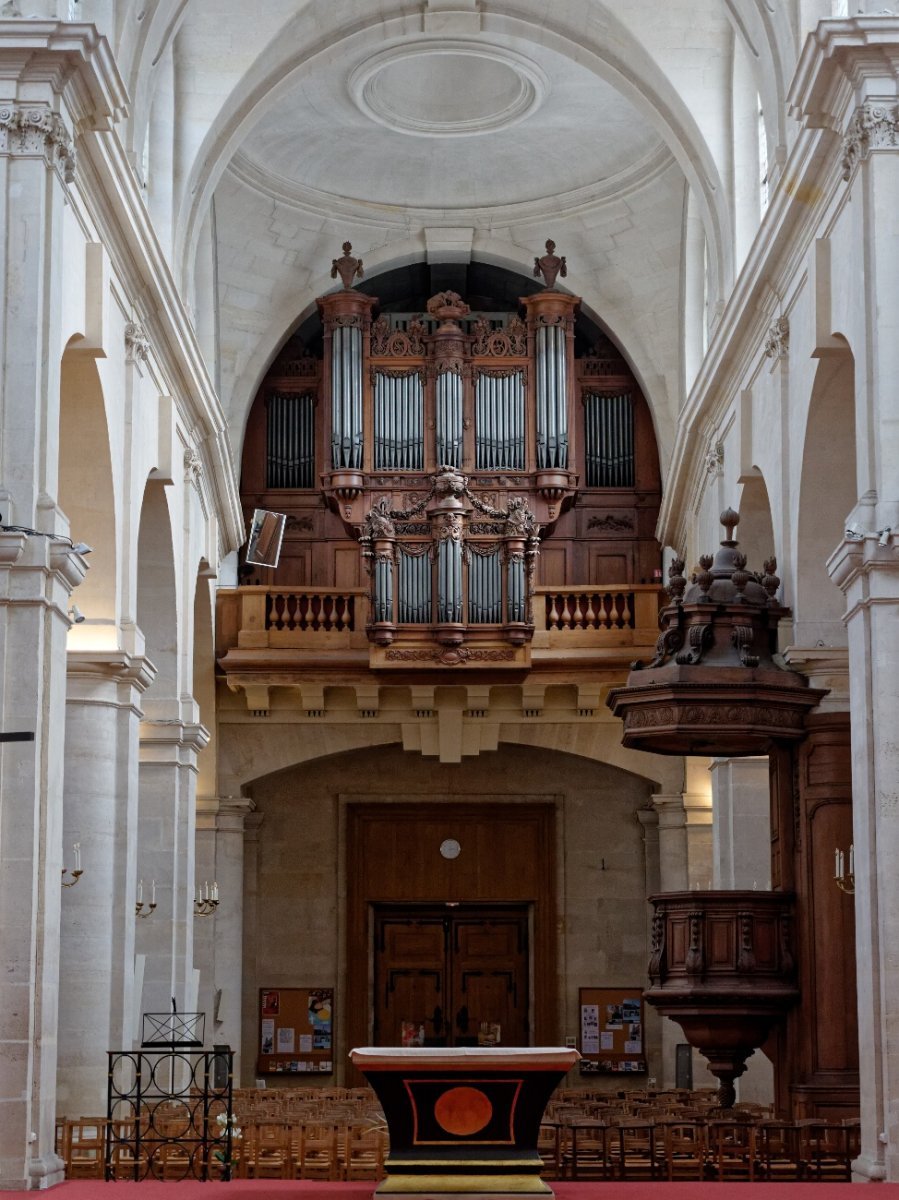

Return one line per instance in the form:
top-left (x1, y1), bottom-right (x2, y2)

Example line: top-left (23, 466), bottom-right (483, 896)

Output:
top-left (238, 248), bottom-right (662, 669)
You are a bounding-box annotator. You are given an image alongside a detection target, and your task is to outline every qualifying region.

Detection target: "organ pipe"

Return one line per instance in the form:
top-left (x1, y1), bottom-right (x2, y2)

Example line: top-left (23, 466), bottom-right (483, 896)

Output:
top-left (266, 392), bottom-right (315, 488)
top-left (435, 371), bottom-right (463, 467)
top-left (475, 372), bottom-right (524, 470)
top-left (398, 548), bottom-right (432, 623)
top-left (535, 324), bottom-right (568, 469)
top-left (331, 325), bottom-right (364, 469)
top-left (584, 393), bottom-right (634, 487)
top-left (468, 547), bottom-right (502, 624)
top-left (374, 372), bottom-right (424, 471)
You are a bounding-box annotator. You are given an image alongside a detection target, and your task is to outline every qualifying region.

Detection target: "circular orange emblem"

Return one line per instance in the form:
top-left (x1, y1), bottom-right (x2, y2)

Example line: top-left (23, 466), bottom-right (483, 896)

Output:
top-left (433, 1085), bottom-right (494, 1136)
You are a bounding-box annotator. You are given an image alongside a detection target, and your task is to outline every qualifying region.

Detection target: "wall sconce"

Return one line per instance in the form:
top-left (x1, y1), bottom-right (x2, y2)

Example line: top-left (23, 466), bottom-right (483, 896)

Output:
top-left (136, 877), bottom-right (157, 919)
top-left (194, 881), bottom-right (219, 917)
top-left (68, 604), bottom-right (85, 624)
top-left (61, 842), bottom-right (83, 888)
top-left (835, 845), bottom-right (854, 895)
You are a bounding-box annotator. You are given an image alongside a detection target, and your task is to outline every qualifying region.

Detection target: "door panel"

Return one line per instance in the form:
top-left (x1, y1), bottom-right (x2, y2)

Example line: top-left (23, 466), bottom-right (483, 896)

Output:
top-left (374, 906), bottom-right (529, 1047)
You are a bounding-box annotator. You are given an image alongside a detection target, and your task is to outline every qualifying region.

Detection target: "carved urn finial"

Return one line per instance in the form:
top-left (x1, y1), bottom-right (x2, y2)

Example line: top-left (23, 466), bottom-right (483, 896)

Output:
top-left (426, 290), bottom-right (470, 329)
top-left (331, 241), bottom-right (364, 290)
top-left (720, 507), bottom-right (740, 545)
top-left (533, 239), bottom-right (567, 290)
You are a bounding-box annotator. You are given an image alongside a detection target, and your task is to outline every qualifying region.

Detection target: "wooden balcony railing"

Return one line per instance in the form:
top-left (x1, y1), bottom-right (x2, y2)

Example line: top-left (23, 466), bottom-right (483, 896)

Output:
top-left (217, 584), bottom-right (664, 663)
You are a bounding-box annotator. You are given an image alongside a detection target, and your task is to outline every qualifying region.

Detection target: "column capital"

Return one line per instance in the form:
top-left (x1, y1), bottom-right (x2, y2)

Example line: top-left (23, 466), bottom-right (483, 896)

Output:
top-left (636, 806), bottom-right (659, 831)
top-left (196, 796), bottom-right (256, 834)
top-left (827, 533), bottom-right (899, 603)
top-left (66, 649), bottom-right (157, 690)
top-left (651, 792), bottom-right (687, 829)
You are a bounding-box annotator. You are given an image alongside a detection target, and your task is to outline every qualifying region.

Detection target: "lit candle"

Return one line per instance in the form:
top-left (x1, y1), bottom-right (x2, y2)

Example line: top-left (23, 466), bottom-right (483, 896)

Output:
top-left (212, 881), bottom-right (219, 902)
top-left (849, 845), bottom-right (854, 877)
top-left (835, 848), bottom-right (841, 880)
top-left (151, 879), bottom-right (156, 905)
top-left (204, 880), bottom-right (209, 900)
top-left (74, 843), bottom-right (81, 872)
top-left (138, 879), bottom-right (143, 904)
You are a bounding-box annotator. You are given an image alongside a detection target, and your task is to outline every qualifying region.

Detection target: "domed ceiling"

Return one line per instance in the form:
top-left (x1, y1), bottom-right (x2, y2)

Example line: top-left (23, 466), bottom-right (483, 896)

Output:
top-left (236, 32), bottom-right (666, 211)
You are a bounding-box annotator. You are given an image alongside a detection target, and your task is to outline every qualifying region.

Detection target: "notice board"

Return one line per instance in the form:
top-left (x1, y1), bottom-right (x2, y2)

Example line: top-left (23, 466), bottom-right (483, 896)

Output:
top-left (257, 987), bottom-right (334, 1075)
top-left (578, 986), bottom-right (646, 1074)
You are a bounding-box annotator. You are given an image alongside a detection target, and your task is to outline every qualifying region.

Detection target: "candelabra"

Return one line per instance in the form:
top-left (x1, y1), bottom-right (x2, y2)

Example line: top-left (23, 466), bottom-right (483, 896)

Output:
top-left (835, 844), bottom-right (855, 895)
top-left (61, 842), bottom-right (83, 888)
top-left (194, 881), bottom-right (219, 917)
top-left (136, 877), bottom-right (157, 918)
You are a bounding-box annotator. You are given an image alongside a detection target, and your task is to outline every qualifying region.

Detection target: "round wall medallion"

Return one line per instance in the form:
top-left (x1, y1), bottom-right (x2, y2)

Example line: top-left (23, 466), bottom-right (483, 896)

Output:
top-left (348, 40), bottom-right (549, 138)
top-left (440, 838), bottom-right (462, 860)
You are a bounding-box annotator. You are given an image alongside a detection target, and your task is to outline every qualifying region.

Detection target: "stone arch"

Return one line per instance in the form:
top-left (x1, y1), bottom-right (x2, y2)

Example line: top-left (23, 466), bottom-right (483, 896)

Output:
top-left (136, 478), bottom-right (180, 701)
top-left (737, 471), bottom-right (777, 568)
top-left (174, 5), bottom-right (732, 314)
top-left (58, 342), bottom-right (118, 647)
top-left (231, 249), bottom-right (671, 478)
top-left (794, 346), bottom-right (857, 647)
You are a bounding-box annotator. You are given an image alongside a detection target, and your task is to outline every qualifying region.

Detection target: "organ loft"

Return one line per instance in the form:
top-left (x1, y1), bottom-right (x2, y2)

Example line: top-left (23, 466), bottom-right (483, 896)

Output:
top-left (226, 241), bottom-right (663, 688)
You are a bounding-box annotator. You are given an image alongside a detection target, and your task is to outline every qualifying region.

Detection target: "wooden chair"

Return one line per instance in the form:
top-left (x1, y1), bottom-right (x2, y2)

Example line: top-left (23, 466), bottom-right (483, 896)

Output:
top-left (659, 1120), bottom-right (706, 1180)
top-left (755, 1120), bottom-right (803, 1181)
top-left (797, 1120), bottom-right (855, 1181)
top-left (345, 1126), bottom-right (386, 1180)
top-left (567, 1120), bottom-right (610, 1180)
top-left (609, 1119), bottom-right (658, 1180)
top-left (64, 1118), bottom-right (107, 1179)
top-left (537, 1121), bottom-right (562, 1179)
top-left (247, 1122), bottom-right (294, 1180)
top-left (297, 1122), bottom-right (339, 1180)
top-left (706, 1120), bottom-right (757, 1181)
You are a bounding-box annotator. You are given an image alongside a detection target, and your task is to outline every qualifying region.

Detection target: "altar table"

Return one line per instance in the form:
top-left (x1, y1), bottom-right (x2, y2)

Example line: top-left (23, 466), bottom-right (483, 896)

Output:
top-left (349, 1046), bottom-right (580, 1197)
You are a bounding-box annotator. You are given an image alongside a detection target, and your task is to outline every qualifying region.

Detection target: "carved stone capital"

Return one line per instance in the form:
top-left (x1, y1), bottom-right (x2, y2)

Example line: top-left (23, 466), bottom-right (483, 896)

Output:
top-left (125, 321), bottom-right (150, 364)
top-left (705, 440), bottom-right (724, 476)
top-left (0, 100), bottom-right (74, 181)
top-left (764, 315), bottom-right (789, 361)
top-left (841, 100), bottom-right (899, 181)
top-left (184, 446), bottom-right (203, 486)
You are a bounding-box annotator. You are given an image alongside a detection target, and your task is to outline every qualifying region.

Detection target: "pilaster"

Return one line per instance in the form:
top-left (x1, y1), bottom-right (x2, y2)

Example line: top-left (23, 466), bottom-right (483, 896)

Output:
top-left (195, 796), bottom-right (256, 1079)
top-left (828, 536), bottom-right (899, 1178)
top-left (57, 651), bottom-right (154, 1115)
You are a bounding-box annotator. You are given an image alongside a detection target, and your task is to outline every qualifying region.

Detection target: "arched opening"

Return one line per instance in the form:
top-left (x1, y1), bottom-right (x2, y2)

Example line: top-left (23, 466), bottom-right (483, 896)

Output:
top-left (737, 472), bottom-right (777, 567)
top-left (240, 741), bottom-right (659, 1085)
top-left (137, 479), bottom-right (179, 700)
top-left (795, 349), bottom-right (857, 647)
top-left (237, 259), bottom-right (662, 594)
top-left (58, 346), bottom-right (118, 647)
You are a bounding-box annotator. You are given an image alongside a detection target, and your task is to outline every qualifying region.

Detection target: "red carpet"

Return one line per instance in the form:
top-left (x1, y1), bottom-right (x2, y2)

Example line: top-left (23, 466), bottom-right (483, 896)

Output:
top-left (12, 1185), bottom-right (899, 1198)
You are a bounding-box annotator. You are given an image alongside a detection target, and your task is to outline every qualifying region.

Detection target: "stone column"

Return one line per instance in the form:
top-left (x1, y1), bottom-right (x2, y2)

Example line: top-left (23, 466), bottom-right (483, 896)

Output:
top-left (710, 758), bottom-right (770, 889)
top-left (829, 541), bottom-right (899, 1177)
top-left (195, 797), bottom-right (255, 1079)
top-left (56, 652), bottom-right (154, 1116)
top-left (801, 22), bottom-right (899, 1176)
top-left (136, 704), bottom-right (208, 1024)
top-left (240, 812), bottom-right (264, 1086)
top-left (0, 26), bottom-right (122, 1188)
top-left (651, 793), bottom-right (688, 891)
top-left (0, 537), bottom-right (87, 1188)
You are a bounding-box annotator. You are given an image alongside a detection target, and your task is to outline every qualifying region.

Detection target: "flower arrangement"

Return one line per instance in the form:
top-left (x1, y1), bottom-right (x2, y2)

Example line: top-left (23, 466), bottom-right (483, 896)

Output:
top-left (213, 1111), bottom-right (242, 1181)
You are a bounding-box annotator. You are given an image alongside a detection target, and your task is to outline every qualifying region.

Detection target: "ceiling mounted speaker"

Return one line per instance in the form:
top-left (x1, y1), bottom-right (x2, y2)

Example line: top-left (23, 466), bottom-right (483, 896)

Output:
top-left (245, 508), bottom-right (286, 568)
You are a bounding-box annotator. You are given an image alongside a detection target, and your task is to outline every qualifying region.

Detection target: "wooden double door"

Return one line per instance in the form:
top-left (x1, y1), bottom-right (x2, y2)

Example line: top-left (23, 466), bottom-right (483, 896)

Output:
top-left (373, 905), bottom-right (530, 1048)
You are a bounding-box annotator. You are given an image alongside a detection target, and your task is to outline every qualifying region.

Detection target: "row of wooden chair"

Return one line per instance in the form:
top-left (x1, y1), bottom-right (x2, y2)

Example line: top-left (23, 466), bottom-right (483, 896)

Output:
top-left (55, 1116), bottom-right (387, 1182)
top-left (538, 1117), bottom-right (860, 1181)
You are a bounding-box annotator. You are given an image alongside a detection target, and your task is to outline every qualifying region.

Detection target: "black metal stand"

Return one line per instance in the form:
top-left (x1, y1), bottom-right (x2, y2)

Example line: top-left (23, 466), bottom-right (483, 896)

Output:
top-left (106, 1048), bottom-right (233, 1181)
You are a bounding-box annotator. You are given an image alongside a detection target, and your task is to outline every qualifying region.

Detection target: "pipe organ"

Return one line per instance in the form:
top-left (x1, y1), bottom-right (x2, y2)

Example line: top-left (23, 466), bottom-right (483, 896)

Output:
top-left (239, 247), bottom-right (663, 665)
